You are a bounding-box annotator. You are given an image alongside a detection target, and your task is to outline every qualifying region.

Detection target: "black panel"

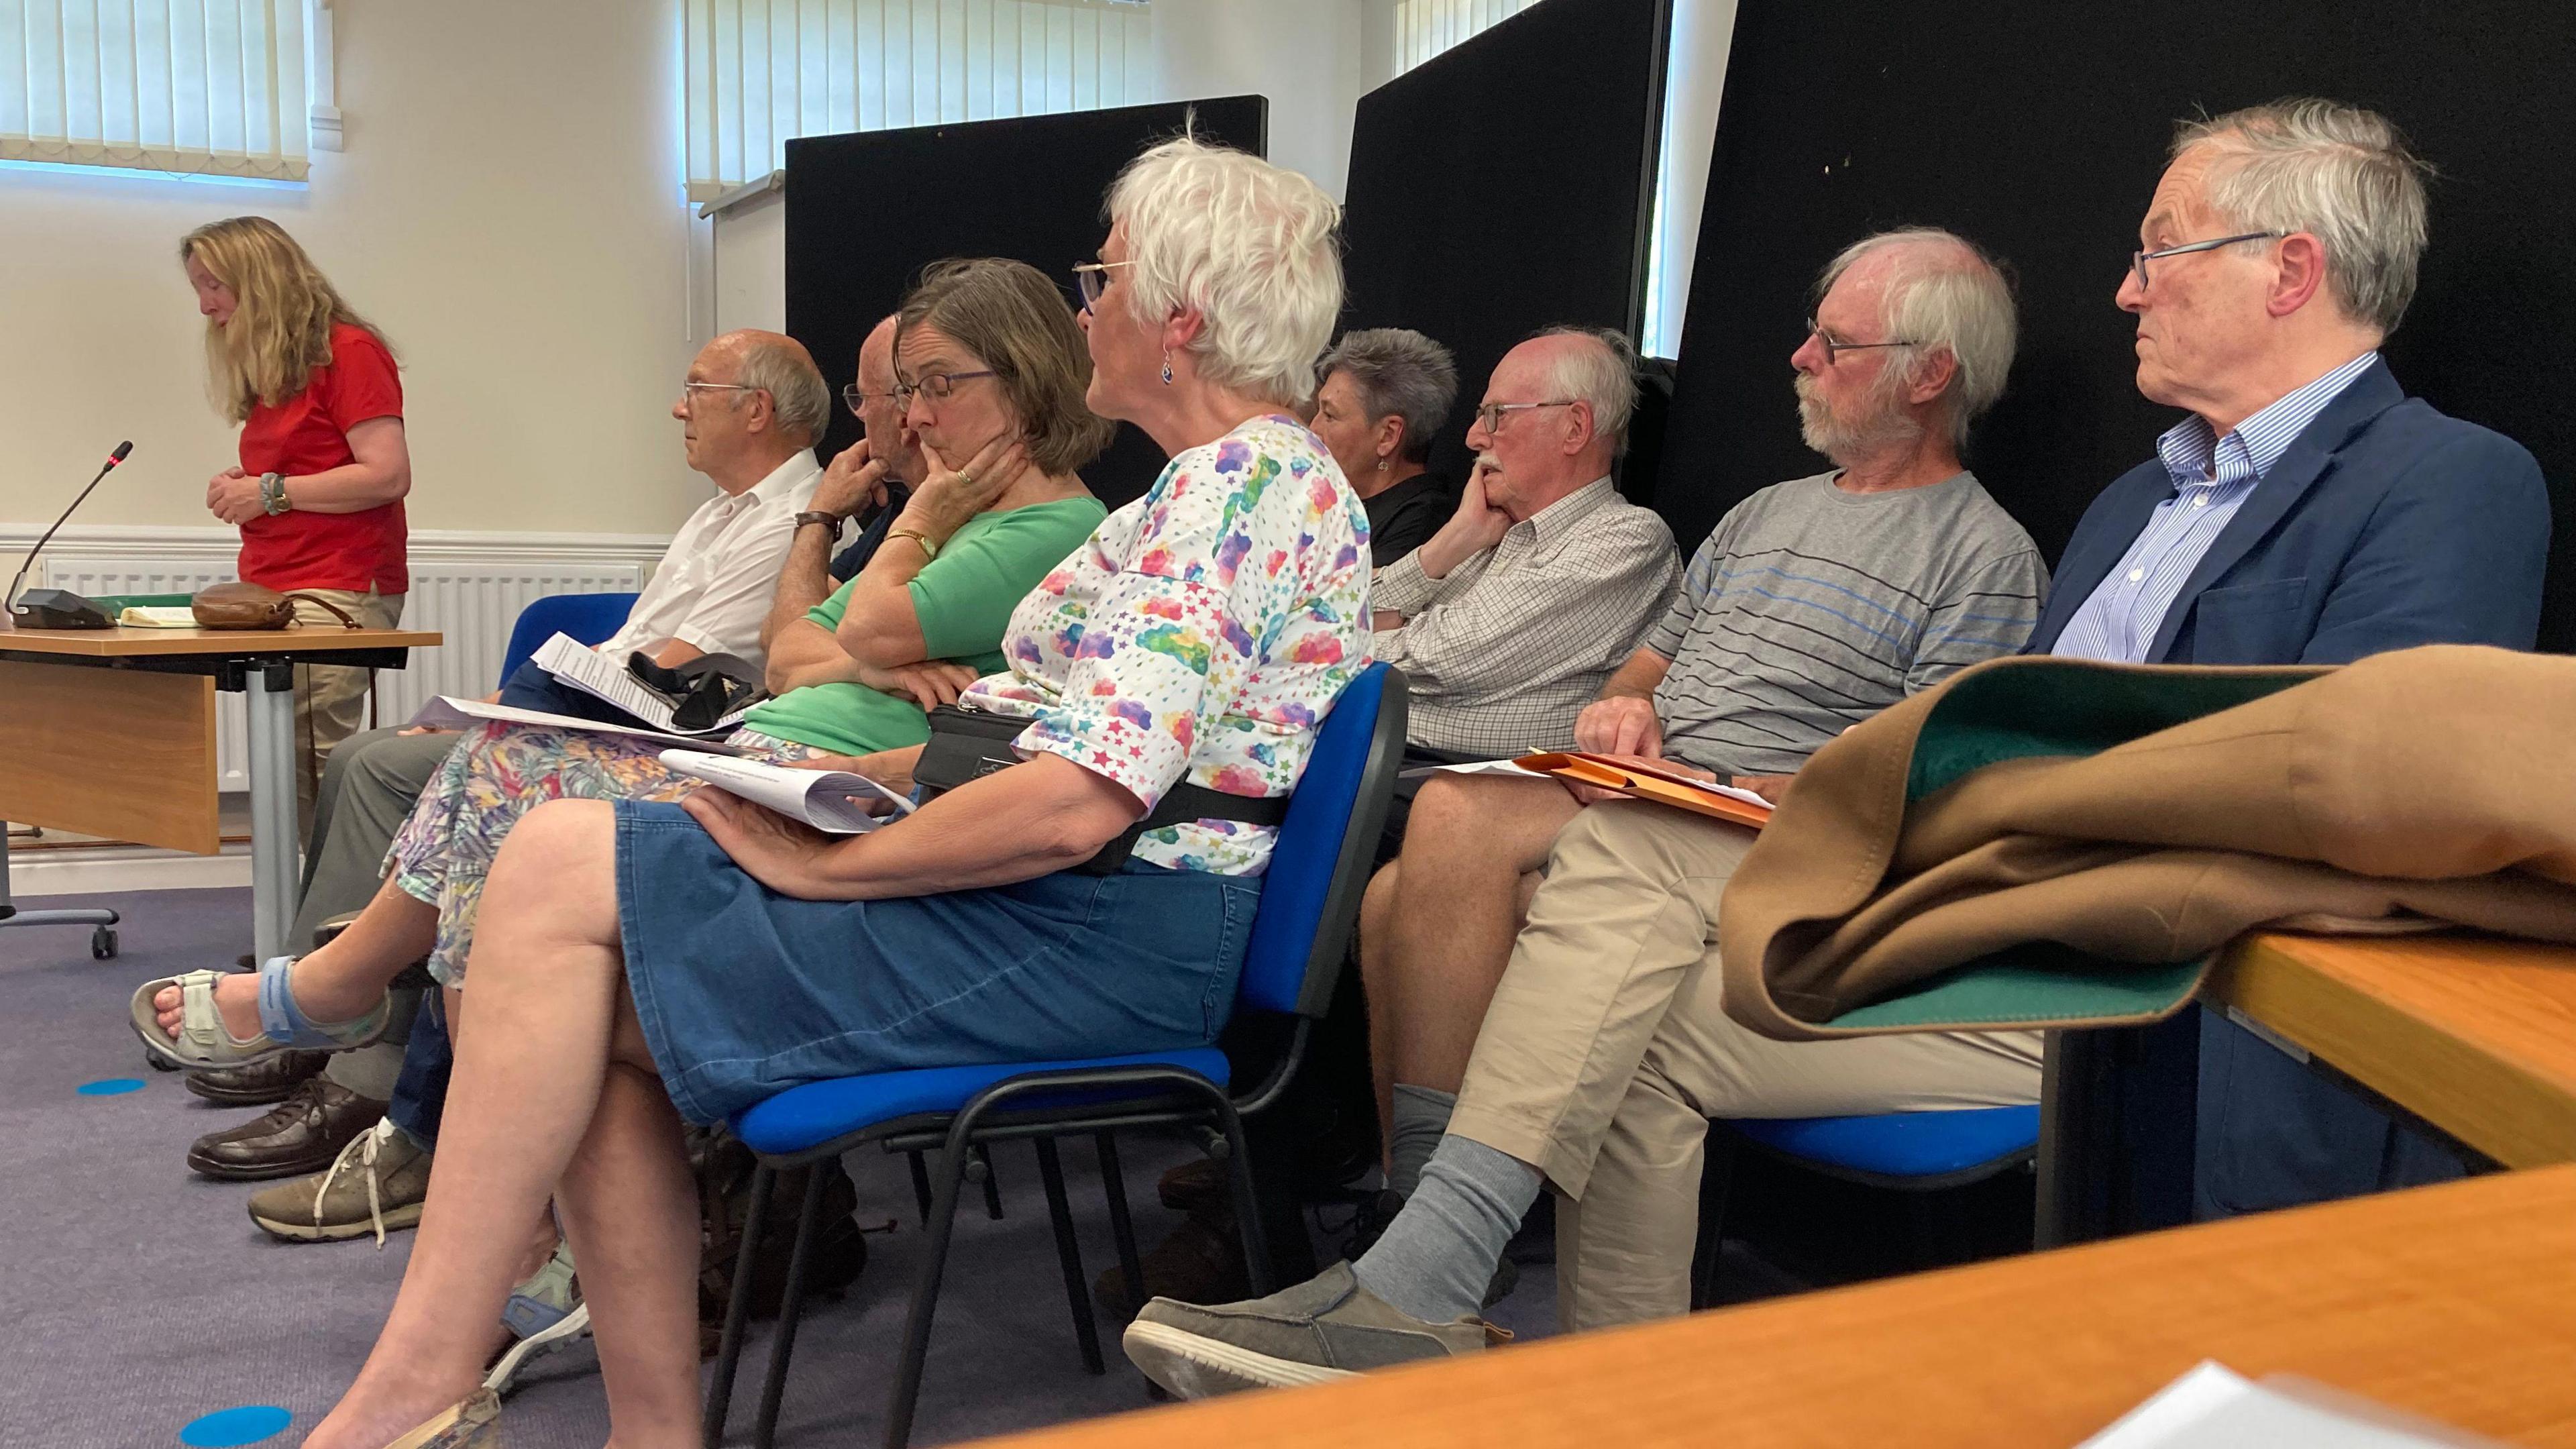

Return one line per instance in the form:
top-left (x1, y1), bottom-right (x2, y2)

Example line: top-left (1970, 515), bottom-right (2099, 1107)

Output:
top-left (1662, 0), bottom-right (2576, 650)
top-left (784, 97), bottom-right (1267, 509)
top-left (1341, 0), bottom-right (1672, 490)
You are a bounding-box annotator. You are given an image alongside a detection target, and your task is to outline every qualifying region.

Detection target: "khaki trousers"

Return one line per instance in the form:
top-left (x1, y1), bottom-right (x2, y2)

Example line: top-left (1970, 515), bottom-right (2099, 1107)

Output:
top-left (1446, 799), bottom-right (2042, 1332)
top-left (288, 588), bottom-right (404, 829)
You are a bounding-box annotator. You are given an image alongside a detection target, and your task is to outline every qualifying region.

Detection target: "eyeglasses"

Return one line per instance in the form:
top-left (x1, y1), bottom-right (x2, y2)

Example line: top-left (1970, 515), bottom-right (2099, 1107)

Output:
top-left (1472, 400), bottom-right (1576, 435)
top-left (2129, 231), bottom-right (2283, 293)
top-left (1072, 259), bottom-right (1136, 312)
top-left (841, 382), bottom-right (898, 417)
top-left (893, 370), bottom-right (998, 405)
top-left (1805, 317), bottom-right (1917, 367)
top-left (680, 381), bottom-right (761, 412)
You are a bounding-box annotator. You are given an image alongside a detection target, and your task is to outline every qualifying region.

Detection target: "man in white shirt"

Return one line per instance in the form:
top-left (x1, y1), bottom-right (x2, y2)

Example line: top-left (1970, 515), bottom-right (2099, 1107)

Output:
top-left (177, 330), bottom-right (831, 1203)
top-left (495, 327), bottom-right (828, 714)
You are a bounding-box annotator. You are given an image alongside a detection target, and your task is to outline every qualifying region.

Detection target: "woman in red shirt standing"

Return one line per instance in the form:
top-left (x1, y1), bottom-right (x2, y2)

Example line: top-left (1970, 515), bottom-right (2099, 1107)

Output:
top-left (182, 217), bottom-right (411, 820)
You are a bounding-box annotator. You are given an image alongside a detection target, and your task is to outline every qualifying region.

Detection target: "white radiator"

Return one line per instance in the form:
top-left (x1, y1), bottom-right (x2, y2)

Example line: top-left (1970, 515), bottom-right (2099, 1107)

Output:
top-left (42, 555), bottom-right (644, 792)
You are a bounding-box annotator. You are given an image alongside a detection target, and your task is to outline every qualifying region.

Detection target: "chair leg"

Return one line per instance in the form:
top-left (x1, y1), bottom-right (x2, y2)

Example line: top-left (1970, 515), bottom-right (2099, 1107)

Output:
top-left (751, 1167), bottom-right (834, 1449)
top-left (1214, 1100), bottom-right (1274, 1297)
top-left (1032, 1136), bottom-right (1107, 1375)
top-left (907, 1150), bottom-right (933, 1226)
top-left (976, 1142), bottom-right (1006, 1220)
top-left (702, 1164), bottom-right (775, 1448)
top-left (1688, 1125), bottom-right (1741, 1312)
top-left (885, 1130), bottom-right (979, 1449)
top-left (1094, 1132), bottom-right (1146, 1318)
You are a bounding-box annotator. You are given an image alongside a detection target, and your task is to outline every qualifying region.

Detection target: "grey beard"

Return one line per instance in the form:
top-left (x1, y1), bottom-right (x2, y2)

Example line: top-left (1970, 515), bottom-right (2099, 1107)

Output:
top-left (1799, 396), bottom-right (1922, 464)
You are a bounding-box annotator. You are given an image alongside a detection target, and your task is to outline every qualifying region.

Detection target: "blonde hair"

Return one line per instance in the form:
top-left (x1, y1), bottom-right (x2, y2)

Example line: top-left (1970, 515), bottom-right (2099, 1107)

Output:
top-left (182, 217), bottom-right (394, 422)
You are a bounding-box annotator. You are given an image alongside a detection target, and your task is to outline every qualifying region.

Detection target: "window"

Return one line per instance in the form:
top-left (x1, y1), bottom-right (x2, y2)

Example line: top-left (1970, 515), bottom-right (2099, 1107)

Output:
top-left (1391, 0), bottom-right (1686, 359)
top-left (685, 0), bottom-right (1155, 204)
top-left (0, 0), bottom-right (311, 181)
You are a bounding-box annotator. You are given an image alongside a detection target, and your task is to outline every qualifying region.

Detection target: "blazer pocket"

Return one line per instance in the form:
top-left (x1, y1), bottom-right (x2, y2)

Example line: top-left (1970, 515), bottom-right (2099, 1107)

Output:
top-left (2191, 576), bottom-right (2310, 657)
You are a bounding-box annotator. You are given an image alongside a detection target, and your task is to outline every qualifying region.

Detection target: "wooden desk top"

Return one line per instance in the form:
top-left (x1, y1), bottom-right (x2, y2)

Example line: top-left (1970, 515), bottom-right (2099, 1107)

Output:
top-left (972, 1165), bottom-right (2576, 1449)
top-left (2210, 932), bottom-right (2576, 1169)
top-left (0, 623), bottom-right (439, 657)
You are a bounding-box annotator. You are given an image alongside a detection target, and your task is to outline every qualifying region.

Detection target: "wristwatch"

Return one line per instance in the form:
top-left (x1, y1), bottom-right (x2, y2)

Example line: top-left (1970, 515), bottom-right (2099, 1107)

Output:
top-left (259, 472), bottom-right (292, 516)
top-left (792, 510), bottom-right (843, 532)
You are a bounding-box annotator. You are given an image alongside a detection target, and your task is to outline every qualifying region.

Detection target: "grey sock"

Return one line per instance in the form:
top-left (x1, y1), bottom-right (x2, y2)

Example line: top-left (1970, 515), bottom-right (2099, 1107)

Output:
top-left (1350, 1134), bottom-right (1538, 1324)
top-left (1385, 1083), bottom-right (1457, 1199)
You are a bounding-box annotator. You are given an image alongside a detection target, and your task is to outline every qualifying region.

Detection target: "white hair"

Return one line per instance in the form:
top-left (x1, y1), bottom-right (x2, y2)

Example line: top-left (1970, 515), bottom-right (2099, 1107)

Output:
top-left (1817, 228), bottom-right (2017, 447)
top-left (1529, 325), bottom-right (1640, 456)
top-left (2174, 99), bottom-right (2431, 336)
top-left (1107, 132), bottom-right (1344, 408)
top-left (732, 332), bottom-right (829, 447)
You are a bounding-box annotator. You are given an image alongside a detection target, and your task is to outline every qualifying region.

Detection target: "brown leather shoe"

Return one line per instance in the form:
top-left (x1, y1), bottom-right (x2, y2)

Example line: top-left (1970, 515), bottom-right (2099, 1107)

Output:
top-left (1157, 1155), bottom-right (1232, 1212)
top-left (185, 1077), bottom-right (387, 1181)
top-left (183, 1050), bottom-right (331, 1107)
top-left (1094, 1199), bottom-right (1253, 1322)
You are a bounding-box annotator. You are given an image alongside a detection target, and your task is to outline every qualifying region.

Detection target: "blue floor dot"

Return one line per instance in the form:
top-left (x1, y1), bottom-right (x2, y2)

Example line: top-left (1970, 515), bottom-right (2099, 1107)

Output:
top-left (178, 1405), bottom-right (294, 1446)
top-left (75, 1077), bottom-right (145, 1097)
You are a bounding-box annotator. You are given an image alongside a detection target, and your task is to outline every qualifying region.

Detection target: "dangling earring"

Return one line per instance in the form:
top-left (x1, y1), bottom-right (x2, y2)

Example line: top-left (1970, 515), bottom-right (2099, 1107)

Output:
top-left (1375, 457), bottom-right (1389, 472)
top-left (1161, 349), bottom-right (1174, 386)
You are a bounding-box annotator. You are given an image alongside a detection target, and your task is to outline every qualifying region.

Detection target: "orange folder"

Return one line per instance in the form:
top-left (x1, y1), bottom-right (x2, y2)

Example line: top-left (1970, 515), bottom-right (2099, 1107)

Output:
top-left (1511, 751), bottom-right (1774, 830)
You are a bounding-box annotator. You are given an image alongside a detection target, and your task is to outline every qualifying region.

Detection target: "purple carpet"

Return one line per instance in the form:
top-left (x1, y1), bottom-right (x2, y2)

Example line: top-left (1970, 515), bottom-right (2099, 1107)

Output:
top-left (0, 886), bottom-right (1555, 1447)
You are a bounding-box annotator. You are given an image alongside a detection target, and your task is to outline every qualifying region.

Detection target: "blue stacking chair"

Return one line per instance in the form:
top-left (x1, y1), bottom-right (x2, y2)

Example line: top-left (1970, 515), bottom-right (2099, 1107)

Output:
top-left (702, 662), bottom-right (1409, 1449)
top-left (1688, 1106), bottom-right (2039, 1308)
top-left (496, 590), bottom-right (639, 682)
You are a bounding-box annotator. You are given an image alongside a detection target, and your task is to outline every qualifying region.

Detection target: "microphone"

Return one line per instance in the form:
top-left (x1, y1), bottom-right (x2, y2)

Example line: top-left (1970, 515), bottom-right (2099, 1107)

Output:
top-left (7, 441), bottom-right (133, 631)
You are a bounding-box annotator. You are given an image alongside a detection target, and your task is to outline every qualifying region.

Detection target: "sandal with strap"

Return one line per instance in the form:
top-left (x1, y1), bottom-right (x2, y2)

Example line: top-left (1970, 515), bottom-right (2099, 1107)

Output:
top-left (128, 955), bottom-right (392, 1071)
top-left (386, 1387), bottom-right (502, 1448)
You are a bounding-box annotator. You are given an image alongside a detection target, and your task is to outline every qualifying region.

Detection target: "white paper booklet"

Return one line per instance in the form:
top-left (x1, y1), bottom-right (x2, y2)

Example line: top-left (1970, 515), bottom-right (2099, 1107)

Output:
top-left (2083, 1361), bottom-right (2490, 1448)
top-left (403, 696), bottom-right (753, 755)
top-left (529, 631), bottom-right (754, 736)
top-left (658, 749), bottom-right (915, 834)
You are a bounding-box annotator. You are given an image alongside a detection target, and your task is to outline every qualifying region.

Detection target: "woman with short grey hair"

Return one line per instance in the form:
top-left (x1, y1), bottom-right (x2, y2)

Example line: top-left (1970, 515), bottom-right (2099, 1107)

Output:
top-left (1311, 327), bottom-right (1460, 563)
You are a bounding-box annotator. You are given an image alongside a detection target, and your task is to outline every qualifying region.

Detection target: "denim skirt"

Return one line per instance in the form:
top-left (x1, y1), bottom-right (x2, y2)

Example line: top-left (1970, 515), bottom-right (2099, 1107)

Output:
top-left (612, 799), bottom-right (1262, 1125)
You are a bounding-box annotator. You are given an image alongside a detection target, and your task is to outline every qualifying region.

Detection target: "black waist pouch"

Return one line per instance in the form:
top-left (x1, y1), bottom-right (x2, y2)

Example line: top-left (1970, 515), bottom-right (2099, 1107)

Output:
top-left (916, 704), bottom-right (1290, 874)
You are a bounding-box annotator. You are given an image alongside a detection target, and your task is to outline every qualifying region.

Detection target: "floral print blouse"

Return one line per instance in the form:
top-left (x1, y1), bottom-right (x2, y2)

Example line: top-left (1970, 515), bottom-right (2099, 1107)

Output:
top-left (961, 414), bottom-right (1371, 875)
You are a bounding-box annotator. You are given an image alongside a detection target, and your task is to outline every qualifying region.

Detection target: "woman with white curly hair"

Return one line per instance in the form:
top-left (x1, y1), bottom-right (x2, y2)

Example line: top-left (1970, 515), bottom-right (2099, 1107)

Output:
top-left (290, 133), bottom-right (1367, 1449)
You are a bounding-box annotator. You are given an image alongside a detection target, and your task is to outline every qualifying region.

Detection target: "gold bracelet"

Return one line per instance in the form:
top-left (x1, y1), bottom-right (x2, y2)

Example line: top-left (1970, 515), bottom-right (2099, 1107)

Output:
top-left (888, 528), bottom-right (939, 561)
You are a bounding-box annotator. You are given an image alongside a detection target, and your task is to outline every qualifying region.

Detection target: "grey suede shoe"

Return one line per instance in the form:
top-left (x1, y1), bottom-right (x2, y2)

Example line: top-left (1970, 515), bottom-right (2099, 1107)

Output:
top-left (1122, 1260), bottom-right (1505, 1399)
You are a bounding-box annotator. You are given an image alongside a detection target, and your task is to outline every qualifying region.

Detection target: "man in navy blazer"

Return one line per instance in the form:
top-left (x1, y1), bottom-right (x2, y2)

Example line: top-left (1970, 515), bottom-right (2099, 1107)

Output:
top-left (2027, 99), bottom-right (2550, 1218)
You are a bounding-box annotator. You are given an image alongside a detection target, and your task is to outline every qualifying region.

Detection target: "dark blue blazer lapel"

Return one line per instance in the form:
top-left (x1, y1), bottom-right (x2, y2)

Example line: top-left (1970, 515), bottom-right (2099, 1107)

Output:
top-left (2030, 471), bottom-right (2165, 652)
top-left (2142, 359), bottom-right (2408, 661)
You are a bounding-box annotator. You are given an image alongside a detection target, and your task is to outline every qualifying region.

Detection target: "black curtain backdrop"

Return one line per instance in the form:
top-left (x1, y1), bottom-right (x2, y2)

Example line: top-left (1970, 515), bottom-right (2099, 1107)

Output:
top-left (1340, 0), bottom-right (1671, 496)
top-left (1658, 0), bottom-right (2576, 651)
top-left (783, 97), bottom-right (1267, 510)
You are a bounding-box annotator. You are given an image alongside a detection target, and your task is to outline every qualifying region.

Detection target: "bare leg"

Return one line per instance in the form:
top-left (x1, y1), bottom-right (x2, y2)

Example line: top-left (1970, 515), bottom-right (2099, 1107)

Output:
top-left (154, 872), bottom-right (436, 1044)
top-left (1356, 861), bottom-right (1402, 1169)
top-left (1372, 775), bottom-right (1580, 1097)
top-left (304, 799), bottom-right (697, 1449)
top-left (441, 985), bottom-right (570, 1342)
top-left (559, 1033), bottom-right (704, 1442)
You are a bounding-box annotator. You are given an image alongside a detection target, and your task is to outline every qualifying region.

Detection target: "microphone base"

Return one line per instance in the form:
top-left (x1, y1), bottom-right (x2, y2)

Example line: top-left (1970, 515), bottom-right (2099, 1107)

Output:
top-left (7, 588), bottom-right (116, 630)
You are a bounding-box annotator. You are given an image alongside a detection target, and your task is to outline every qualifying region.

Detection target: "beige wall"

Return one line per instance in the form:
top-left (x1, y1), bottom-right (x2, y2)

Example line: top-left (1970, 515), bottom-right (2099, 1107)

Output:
top-left (0, 0), bottom-right (707, 537)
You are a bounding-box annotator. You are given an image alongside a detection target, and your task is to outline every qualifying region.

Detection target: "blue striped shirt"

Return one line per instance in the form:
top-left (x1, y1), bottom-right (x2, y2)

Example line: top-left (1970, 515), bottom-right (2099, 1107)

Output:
top-left (2053, 351), bottom-right (2380, 663)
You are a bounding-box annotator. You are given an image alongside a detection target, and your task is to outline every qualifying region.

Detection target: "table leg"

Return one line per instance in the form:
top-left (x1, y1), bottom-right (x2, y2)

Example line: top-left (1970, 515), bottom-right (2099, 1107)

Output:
top-left (243, 661), bottom-right (301, 963)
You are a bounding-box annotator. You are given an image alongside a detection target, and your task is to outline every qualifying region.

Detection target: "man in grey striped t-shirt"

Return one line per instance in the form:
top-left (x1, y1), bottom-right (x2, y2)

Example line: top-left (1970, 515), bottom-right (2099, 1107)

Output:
top-left (1124, 229), bottom-right (2057, 1391)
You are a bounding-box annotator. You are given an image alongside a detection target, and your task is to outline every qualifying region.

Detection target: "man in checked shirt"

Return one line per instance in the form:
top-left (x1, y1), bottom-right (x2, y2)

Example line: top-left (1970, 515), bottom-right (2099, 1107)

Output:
top-left (1368, 325), bottom-right (1684, 765)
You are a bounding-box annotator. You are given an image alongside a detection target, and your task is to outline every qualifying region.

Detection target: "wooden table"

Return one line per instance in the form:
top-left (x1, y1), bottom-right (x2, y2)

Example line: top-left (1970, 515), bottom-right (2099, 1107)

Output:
top-left (2039, 930), bottom-right (2576, 1243)
top-left (967, 1165), bottom-right (2576, 1449)
top-left (0, 623), bottom-right (438, 960)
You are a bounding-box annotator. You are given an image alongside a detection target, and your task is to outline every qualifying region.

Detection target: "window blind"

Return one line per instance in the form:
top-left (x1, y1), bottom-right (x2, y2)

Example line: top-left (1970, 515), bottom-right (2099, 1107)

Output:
top-left (686, 0), bottom-right (1154, 204)
top-left (1393, 0), bottom-right (1535, 76)
top-left (0, 0), bottom-right (309, 181)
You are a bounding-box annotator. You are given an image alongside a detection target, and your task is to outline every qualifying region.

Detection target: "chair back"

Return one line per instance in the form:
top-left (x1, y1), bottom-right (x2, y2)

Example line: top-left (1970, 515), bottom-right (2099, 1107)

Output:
top-left (1233, 661), bottom-right (1408, 1021)
top-left (497, 591), bottom-right (640, 688)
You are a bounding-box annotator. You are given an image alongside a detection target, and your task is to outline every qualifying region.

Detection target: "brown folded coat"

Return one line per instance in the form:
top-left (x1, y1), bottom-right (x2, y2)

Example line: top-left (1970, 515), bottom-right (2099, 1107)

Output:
top-left (1717, 644), bottom-right (2576, 1040)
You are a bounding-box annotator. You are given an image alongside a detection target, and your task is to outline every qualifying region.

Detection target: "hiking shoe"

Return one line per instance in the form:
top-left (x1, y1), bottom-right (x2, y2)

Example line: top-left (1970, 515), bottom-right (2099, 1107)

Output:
top-left (246, 1118), bottom-right (431, 1245)
top-left (1093, 1200), bottom-right (1251, 1321)
top-left (486, 1240), bottom-right (589, 1394)
top-left (1123, 1260), bottom-right (1504, 1399)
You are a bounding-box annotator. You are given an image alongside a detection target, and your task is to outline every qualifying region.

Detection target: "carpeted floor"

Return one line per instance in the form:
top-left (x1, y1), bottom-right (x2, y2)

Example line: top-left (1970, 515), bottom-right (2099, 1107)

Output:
top-left (0, 887), bottom-right (1556, 1448)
